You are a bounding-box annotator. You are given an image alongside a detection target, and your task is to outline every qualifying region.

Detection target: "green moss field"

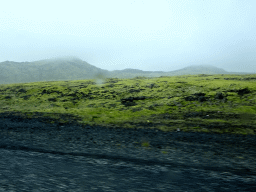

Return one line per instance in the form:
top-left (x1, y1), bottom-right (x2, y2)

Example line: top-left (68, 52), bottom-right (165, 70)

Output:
top-left (0, 73), bottom-right (255, 135)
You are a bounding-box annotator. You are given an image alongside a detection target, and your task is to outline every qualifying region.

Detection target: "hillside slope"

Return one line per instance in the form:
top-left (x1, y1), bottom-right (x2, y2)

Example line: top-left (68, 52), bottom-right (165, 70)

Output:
top-left (0, 58), bottom-right (254, 85)
top-left (0, 58), bottom-right (110, 85)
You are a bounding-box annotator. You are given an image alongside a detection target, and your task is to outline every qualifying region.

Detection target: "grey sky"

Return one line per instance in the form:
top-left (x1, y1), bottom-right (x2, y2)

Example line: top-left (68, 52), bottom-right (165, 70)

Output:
top-left (1, 0), bottom-right (255, 72)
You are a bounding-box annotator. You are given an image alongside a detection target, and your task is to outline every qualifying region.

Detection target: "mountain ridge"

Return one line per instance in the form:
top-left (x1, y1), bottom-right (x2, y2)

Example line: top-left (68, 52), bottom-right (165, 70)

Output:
top-left (0, 58), bottom-right (254, 85)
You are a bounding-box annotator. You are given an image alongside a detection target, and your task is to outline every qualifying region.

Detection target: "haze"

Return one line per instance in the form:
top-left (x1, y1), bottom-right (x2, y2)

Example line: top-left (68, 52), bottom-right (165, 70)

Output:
top-left (1, 0), bottom-right (255, 73)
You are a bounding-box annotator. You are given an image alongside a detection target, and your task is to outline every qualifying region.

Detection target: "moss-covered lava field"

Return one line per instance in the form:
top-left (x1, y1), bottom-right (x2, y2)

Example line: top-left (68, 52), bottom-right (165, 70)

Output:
top-left (0, 73), bottom-right (255, 135)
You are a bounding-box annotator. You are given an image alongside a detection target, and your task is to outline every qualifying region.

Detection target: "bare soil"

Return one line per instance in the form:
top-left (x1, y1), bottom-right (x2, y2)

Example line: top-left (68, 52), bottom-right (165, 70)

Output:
top-left (0, 112), bottom-right (255, 191)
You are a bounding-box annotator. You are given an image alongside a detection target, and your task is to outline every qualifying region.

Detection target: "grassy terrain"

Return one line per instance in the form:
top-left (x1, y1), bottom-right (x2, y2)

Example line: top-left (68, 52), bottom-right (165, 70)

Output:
top-left (0, 73), bottom-right (255, 135)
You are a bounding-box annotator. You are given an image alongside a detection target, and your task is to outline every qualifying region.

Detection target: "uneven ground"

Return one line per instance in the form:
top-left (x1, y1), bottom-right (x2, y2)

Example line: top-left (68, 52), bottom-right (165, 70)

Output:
top-left (0, 73), bottom-right (256, 135)
top-left (0, 74), bottom-right (255, 190)
top-left (0, 112), bottom-right (255, 191)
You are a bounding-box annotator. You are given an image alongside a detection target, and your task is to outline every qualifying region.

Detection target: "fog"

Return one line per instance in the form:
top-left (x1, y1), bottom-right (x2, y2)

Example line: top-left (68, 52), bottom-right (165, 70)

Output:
top-left (1, 0), bottom-right (255, 73)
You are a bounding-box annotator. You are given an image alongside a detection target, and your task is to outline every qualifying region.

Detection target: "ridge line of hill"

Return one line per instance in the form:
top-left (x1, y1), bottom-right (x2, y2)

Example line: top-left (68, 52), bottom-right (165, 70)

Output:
top-left (0, 58), bottom-right (255, 85)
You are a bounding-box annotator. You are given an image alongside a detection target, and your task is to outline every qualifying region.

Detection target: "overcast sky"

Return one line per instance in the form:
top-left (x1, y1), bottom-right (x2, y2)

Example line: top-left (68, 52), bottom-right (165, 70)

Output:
top-left (1, 0), bottom-right (255, 72)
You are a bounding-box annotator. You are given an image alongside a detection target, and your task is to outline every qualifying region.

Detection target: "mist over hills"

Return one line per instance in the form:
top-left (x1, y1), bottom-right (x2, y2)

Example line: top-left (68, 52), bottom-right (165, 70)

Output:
top-left (171, 65), bottom-right (228, 74)
top-left (0, 57), bottom-right (254, 85)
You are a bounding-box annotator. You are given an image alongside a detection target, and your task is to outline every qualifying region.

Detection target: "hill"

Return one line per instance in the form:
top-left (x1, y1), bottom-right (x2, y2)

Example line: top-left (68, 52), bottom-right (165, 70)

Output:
top-left (171, 64), bottom-right (227, 75)
top-left (0, 58), bottom-right (254, 85)
top-left (0, 57), bottom-right (110, 85)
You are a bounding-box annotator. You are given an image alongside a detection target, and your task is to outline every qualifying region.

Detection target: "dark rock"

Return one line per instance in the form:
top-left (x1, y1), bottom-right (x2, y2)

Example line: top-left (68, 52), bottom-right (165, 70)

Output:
top-left (21, 95), bottom-right (31, 100)
top-left (193, 92), bottom-right (206, 97)
top-left (121, 97), bottom-right (134, 102)
top-left (48, 97), bottom-right (57, 102)
top-left (184, 96), bottom-right (196, 101)
top-left (222, 98), bottom-right (228, 103)
top-left (242, 77), bottom-right (256, 81)
top-left (198, 96), bottom-right (207, 102)
top-left (224, 78), bottom-right (239, 80)
top-left (184, 93), bottom-right (208, 102)
top-left (121, 96), bottom-right (147, 103)
top-left (4, 96), bottom-right (12, 99)
top-left (128, 89), bottom-right (141, 93)
top-left (237, 88), bottom-right (250, 96)
top-left (149, 84), bottom-right (155, 89)
top-left (67, 93), bottom-right (77, 97)
top-left (41, 89), bottom-right (62, 95)
top-left (122, 101), bottom-right (137, 107)
top-left (184, 112), bottom-right (204, 118)
top-left (120, 96), bottom-right (147, 106)
top-left (146, 83), bottom-right (159, 89)
top-left (227, 89), bottom-right (237, 92)
top-left (17, 89), bottom-right (27, 93)
top-left (148, 105), bottom-right (155, 110)
top-left (215, 92), bottom-right (225, 100)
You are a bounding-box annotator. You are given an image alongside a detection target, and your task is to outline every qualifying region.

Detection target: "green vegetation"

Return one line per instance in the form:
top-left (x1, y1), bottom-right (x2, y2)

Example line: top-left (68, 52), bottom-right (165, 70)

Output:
top-left (141, 141), bottom-right (150, 148)
top-left (0, 73), bottom-right (255, 135)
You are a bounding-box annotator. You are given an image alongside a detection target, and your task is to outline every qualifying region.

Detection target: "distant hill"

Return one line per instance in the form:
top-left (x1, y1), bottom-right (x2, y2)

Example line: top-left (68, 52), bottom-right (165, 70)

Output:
top-left (170, 64), bottom-right (228, 75)
top-left (0, 57), bottom-right (254, 85)
top-left (0, 57), bottom-right (110, 85)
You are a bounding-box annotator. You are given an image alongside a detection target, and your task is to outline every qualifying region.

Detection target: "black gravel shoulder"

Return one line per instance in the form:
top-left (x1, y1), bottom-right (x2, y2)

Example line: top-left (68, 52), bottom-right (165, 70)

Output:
top-left (0, 112), bottom-right (256, 177)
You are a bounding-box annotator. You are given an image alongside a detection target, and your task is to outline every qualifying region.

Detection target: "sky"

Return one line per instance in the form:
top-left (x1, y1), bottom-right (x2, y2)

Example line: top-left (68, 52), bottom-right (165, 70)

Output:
top-left (1, 0), bottom-right (256, 73)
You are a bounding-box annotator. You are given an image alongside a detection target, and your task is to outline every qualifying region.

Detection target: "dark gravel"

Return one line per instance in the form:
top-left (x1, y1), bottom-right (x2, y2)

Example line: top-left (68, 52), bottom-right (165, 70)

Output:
top-left (0, 112), bottom-right (256, 191)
